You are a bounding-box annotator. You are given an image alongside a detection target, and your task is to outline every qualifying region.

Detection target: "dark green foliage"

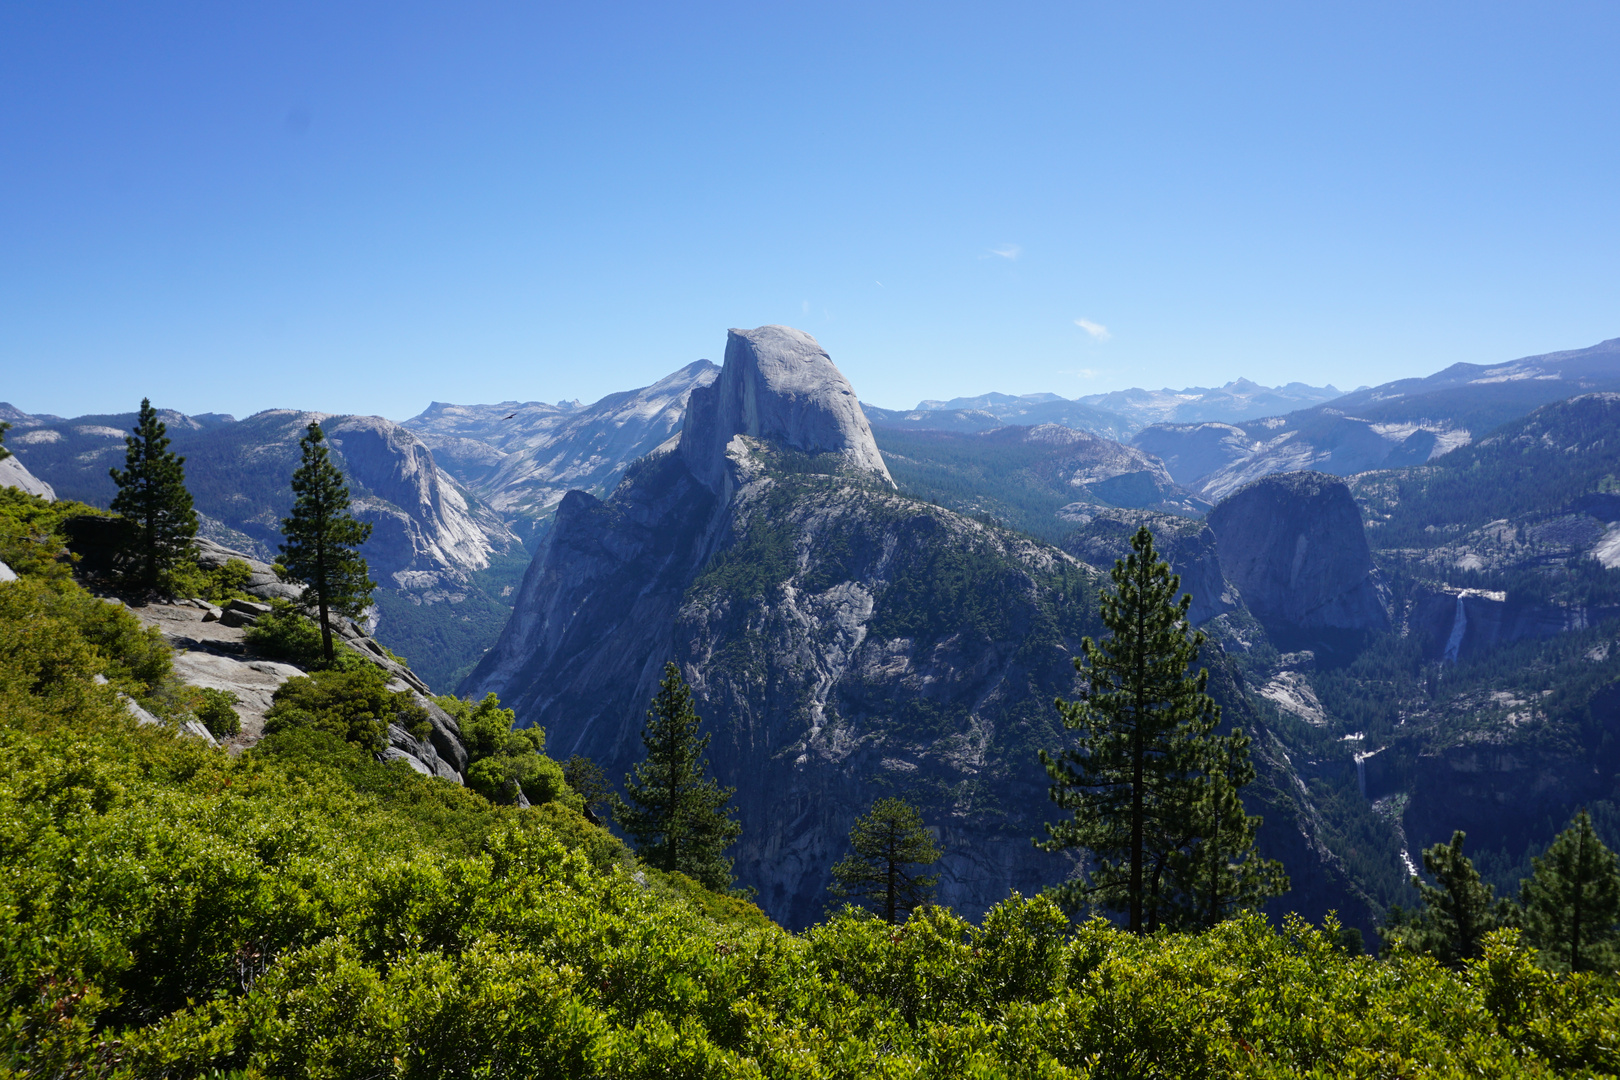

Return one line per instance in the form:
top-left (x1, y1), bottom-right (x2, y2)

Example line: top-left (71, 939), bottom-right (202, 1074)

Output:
top-left (1386, 830), bottom-right (1514, 965)
top-left (1521, 810), bottom-right (1620, 973)
top-left (194, 686), bottom-right (242, 738)
top-left (107, 398), bottom-right (198, 594)
top-left (613, 662), bottom-right (741, 891)
top-left (563, 754), bottom-right (612, 825)
top-left (0, 419), bottom-right (10, 461)
top-left (829, 797), bottom-right (942, 924)
top-left (0, 488), bottom-right (111, 583)
top-left (165, 555), bottom-right (255, 605)
top-left (1360, 394), bottom-right (1620, 550)
top-left (1164, 726), bottom-right (1290, 930)
top-left (244, 598), bottom-right (337, 669)
top-left (438, 691), bottom-right (572, 808)
top-left (1041, 526), bottom-right (1282, 931)
top-left (264, 664), bottom-right (423, 753)
top-left (278, 422), bottom-right (375, 664)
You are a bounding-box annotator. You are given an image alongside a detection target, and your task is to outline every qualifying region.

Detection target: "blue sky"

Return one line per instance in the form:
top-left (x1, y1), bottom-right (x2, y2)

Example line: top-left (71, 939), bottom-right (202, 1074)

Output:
top-left (2, 2), bottom-right (1617, 421)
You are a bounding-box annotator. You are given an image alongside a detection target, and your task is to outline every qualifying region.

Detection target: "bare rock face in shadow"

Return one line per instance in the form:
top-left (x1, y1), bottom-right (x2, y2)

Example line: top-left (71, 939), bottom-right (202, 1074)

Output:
top-left (1207, 471), bottom-right (1389, 647)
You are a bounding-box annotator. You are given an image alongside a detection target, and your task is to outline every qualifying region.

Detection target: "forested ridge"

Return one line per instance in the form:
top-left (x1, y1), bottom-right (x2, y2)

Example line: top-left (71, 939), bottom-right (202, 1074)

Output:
top-left (6, 482), bottom-right (1620, 1077)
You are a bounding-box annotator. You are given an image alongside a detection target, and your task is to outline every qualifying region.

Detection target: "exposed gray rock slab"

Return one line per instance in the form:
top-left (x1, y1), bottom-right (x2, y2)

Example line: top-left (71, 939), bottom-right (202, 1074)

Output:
top-left (0, 454), bottom-right (55, 501)
top-left (0, 558), bottom-right (15, 583)
top-left (385, 722), bottom-right (463, 782)
top-left (1208, 471), bottom-right (1390, 640)
top-left (680, 326), bottom-right (893, 494)
top-left (381, 746), bottom-right (434, 776)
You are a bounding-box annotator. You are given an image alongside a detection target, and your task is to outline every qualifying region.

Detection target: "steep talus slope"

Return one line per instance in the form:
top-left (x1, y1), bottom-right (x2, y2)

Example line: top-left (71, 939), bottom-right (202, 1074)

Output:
top-left (406, 360), bottom-right (719, 542)
top-left (1134, 337), bottom-right (1620, 498)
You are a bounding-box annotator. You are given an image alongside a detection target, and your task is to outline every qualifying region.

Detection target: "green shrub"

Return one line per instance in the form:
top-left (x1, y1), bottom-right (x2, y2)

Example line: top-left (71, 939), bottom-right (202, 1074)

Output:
top-left (166, 555), bottom-right (256, 603)
top-left (194, 686), bottom-right (242, 737)
top-left (244, 598), bottom-right (327, 667)
top-left (264, 665), bottom-right (414, 752)
top-left (439, 691), bottom-right (577, 809)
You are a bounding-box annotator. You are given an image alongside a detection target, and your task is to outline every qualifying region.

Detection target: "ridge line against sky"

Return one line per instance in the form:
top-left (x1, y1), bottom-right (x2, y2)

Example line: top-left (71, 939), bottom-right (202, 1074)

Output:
top-left (2, 2), bottom-right (1617, 421)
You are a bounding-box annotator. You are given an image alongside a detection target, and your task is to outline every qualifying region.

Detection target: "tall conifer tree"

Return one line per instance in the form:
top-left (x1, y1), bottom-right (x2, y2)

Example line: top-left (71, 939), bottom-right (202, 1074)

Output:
top-left (1521, 810), bottom-right (1620, 973)
top-left (1382, 830), bottom-right (1511, 965)
top-left (1039, 525), bottom-right (1279, 932)
top-left (830, 797), bottom-right (942, 924)
top-left (1163, 727), bottom-right (1288, 929)
top-left (278, 422), bottom-right (375, 664)
top-left (108, 398), bottom-right (197, 593)
top-left (613, 662), bottom-right (741, 891)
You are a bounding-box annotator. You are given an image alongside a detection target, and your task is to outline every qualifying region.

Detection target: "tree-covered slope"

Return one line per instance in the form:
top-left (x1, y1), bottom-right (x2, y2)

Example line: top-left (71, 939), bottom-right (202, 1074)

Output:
top-left (872, 424), bottom-right (1207, 543)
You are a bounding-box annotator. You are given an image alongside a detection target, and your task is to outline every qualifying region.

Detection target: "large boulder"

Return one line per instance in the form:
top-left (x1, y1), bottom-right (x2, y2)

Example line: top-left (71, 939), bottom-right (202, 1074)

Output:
top-left (1207, 471), bottom-right (1389, 643)
top-left (680, 326), bottom-right (893, 494)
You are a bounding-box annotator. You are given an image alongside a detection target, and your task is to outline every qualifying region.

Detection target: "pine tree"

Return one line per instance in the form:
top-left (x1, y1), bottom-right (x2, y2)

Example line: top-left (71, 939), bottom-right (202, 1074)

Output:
top-left (613, 662), bottom-right (741, 891)
top-left (1038, 525), bottom-right (1255, 933)
top-left (1165, 726), bottom-right (1289, 929)
top-left (1520, 810), bottom-right (1620, 973)
top-left (278, 422), bottom-right (375, 664)
top-left (830, 797), bottom-right (943, 924)
top-left (1385, 830), bottom-right (1511, 965)
top-left (108, 398), bottom-right (197, 593)
top-left (562, 755), bottom-right (612, 826)
top-left (0, 420), bottom-right (12, 460)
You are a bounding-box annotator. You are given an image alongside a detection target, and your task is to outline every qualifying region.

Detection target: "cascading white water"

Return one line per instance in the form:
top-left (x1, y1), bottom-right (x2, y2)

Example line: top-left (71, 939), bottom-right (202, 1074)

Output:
top-left (1442, 593), bottom-right (1468, 663)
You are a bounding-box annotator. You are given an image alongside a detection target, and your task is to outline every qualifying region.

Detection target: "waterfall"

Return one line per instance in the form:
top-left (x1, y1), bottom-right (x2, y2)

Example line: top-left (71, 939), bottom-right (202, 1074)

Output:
top-left (1442, 593), bottom-right (1467, 663)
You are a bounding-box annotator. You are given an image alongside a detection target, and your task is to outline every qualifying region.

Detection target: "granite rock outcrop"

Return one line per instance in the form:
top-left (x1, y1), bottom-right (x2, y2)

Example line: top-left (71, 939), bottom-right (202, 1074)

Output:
top-left (1207, 471), bottom-right (1390, 644)
top-left (680, 326), bottom-right (893, 495)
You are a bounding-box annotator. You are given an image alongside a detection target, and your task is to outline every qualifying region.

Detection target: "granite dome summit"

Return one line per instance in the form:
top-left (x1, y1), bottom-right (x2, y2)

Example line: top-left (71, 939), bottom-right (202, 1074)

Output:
top-left (681, 326), bottom-right (893, 493)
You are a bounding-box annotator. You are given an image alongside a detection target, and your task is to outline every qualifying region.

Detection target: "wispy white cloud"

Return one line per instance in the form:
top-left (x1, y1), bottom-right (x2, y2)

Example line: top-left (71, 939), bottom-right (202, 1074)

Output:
top-left (989, 243), bottom-right (1022, 260)
top-left (1074, 318), bottom-right (1110, 341)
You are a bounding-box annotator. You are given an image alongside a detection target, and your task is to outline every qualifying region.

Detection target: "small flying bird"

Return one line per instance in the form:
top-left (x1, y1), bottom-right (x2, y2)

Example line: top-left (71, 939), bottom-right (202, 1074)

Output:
top-left (501, 413), bottom-right (516, 420)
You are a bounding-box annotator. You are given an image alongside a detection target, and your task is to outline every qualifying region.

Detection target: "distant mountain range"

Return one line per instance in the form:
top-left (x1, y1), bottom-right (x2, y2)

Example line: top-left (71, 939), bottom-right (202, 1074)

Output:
top-left (1133, 337), bottom-right (1620, 500)
top-left (862, 378), bottom-right (1346, 439)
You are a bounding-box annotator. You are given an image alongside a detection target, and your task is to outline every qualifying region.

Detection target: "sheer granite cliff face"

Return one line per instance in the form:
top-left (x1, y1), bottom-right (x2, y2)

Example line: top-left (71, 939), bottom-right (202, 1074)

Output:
top-left (1207, 471), bottom-right (1390, 646)
top-left (468, 327), bottom-right (1373, 931)
top-left (466, 327), bottom-right (1100, 926)
top-left (680, 326), bottom-right (893, 496)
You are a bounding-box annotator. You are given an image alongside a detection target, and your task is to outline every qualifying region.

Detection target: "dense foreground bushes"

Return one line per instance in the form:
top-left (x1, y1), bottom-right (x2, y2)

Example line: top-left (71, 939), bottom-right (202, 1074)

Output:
top-left (4, 496), bottom-right (1620, 1076)
top-left (4, 697), bottom-right (1620, 1076)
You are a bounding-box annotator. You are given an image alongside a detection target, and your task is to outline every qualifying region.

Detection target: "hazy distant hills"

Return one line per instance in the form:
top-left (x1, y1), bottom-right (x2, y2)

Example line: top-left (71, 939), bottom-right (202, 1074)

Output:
top-left (1133, 337), bottom-right (1620, 500)
top-left (405, 360), bottom-right (717, 544)
top-left (861, 379), bottom-right (1345, 440)
top-left (861, 397), bottom-right (1133, 440)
